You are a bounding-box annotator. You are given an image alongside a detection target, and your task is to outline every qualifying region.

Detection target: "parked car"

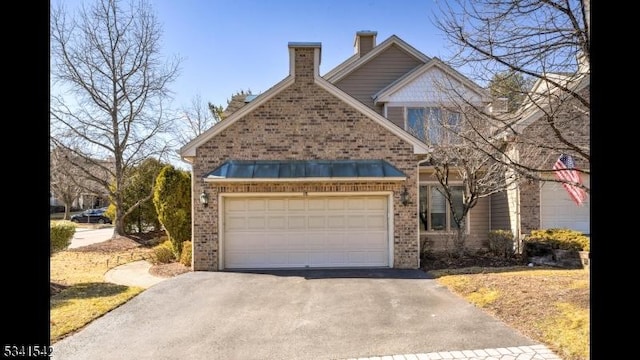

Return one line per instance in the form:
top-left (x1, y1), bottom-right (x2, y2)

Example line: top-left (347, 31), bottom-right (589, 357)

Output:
top-left (70, 208), bottom-right (112, 224)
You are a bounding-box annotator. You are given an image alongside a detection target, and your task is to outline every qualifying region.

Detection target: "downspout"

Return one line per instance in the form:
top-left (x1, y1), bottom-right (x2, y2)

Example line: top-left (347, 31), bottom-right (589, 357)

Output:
top-left (416, 156), bottom-right (431, 268)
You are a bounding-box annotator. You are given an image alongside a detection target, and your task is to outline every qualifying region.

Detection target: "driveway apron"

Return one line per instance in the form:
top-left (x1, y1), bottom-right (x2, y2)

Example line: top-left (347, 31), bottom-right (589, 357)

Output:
top-left (51, 270), bottom-right (537, 360)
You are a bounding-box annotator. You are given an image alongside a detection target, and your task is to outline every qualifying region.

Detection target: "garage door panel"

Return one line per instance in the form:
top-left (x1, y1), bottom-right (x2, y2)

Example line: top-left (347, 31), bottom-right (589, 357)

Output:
top-left (327, 216), bottom-right (345, 228)
top-left (347, 215), bottom-right (367, 229)
top-left (307, 216), bottom-right (326, 229)
top-left (267, 199), bottom-right (285, 210)
top-left (288, 198), bottom-right (305, 210)
top-left (224, 196), bottom-right (390, 269)
top-left (367, 197), bottom-right (386, 210)
top-left (327, 198), bottom-right (345, 210)
top-left (366, 214), bottom-right (386, 229)
top-left (226, 216), bottom-right (248, 230)
top-left (540, 177), bottom-right (590, 234)
top-left (248, 199), bottom-right (266, 211)
top-left (247, 216), bottom-right (266, 229)
top-left (288, 216), bottom-right (306, 229)
top-left (268, 216), bottom-right (286, 229)
top-left (347, 198), bottom-right (366, 210)
top-left (307, 198), bottom-right (326, 210)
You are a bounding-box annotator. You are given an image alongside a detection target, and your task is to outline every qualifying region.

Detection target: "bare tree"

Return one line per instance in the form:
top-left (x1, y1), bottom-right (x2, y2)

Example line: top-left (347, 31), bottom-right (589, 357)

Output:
top-left (433, 0), bottom-right (590, 193)
top-left (411, 107), bottom-right (517, 256)
top-left (174, 93), bottom-right (221, 148)
top-left (50, 0), bottom-right (181, 236)
top-left (50, 146), bottom-right (84, 220)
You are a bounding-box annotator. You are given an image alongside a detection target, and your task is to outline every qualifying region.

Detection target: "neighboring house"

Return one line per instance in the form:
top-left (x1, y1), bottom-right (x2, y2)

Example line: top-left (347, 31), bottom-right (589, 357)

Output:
top-left (50, 148), bottom-right (112, 211)
top-left (180, 31), bottom-right (518, 271)
top-left (493, 66), bottom-right (590, 238)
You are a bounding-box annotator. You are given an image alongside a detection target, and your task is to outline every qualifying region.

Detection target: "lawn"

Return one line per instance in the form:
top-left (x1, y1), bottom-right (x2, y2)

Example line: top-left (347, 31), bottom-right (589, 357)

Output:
top-left (50, 235), bottom-right (156, 343)
top-left (430, 266), bottom-right (589, 360)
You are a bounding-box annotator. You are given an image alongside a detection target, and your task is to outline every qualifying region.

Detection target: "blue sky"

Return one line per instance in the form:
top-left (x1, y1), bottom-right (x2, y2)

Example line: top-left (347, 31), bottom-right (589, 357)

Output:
top-left (75, 0), bottom-right (458, 107)
top-left (150, 0), bottom-right (456, 109)
top-left (53, 0), bottom-right (458, 110)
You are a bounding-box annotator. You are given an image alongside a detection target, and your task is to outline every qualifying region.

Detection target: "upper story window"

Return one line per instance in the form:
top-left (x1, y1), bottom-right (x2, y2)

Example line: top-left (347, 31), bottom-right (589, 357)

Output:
top-left (406, 107), bottom-right (462, 144)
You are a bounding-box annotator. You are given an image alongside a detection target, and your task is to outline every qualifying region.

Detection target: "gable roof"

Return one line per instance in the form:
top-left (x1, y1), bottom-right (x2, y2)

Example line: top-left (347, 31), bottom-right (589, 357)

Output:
top-left (495, 71), bottom-right (590, 138)
top-left (372, 57), bottom-right (490, 104)
top-left (179, 43), bottom-right (430, 162)
top-left (323, 35), bottom-right (431, 83)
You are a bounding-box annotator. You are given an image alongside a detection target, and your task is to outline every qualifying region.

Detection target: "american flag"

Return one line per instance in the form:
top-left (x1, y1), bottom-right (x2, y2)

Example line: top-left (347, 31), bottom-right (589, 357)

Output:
top-left (553, 154), bottom-right (586, 206)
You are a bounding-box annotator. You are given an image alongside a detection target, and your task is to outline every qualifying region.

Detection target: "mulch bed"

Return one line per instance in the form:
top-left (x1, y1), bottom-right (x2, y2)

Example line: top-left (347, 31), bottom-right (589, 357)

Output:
top-left (421, 253), bottom-right (527, 271)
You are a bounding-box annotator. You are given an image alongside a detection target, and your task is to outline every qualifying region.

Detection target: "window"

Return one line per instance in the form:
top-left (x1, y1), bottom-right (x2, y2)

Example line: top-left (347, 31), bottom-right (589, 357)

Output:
top-left (407, 108), bottom-right (425, 141)
top-left (425, 107), bottom-right (442, 143)
top-left (406, 107), bottom-right (462, 144)
top-left (419, 184), bottom-right (466, 232)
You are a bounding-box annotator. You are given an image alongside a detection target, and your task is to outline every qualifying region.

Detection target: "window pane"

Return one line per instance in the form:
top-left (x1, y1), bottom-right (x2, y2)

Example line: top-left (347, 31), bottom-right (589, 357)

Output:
top-left (419, 185), bottom-right (428, 231)
top-left (430, 187), bottom-right (446, 230)
top-left (446, 112), bottom-right (462, 144)
top-left (407, 108), bottom-right (425, 141)
top-left (427, 107), bottom-right (442, 143)
top-left (450, 186), bottom-right (464, 229)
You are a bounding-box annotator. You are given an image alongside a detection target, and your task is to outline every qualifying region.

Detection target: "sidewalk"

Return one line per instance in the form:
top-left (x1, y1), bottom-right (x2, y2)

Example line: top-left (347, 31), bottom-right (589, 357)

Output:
top-left (104, 260), bottom-right (166, 288)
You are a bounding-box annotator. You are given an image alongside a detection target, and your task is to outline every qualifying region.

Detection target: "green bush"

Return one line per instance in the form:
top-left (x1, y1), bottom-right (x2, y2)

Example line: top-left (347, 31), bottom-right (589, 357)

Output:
top-left (488, 229), bottom-right (515, 258)
top-left (152, 240), bottom-right (176, 264)
top-left (153, 165), bottom-right (191, 258)
top-left (527, 228), bottom-right (589, 252)
top-left (180, 241), bottom-right (192, 267)
top-left (51, 221), bottom-right (76, 255)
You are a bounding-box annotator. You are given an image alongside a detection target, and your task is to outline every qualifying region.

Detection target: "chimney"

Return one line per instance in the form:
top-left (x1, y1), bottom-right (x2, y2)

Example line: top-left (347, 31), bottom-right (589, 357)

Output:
top-left (288, 42), bottom-right (322, 83)
top-left (354, 30), bottom-right (377, 57)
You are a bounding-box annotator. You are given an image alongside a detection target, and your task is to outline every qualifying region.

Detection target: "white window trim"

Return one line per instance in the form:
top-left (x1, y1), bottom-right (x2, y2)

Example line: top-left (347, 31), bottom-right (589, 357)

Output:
top-left (418, 182), bottom-right (470, 235)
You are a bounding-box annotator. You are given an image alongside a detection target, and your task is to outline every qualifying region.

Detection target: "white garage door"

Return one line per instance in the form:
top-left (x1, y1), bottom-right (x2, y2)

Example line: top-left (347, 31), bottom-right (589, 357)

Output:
top-left (223, 195), bottom-right (390, 269)
top-left (540, 176), bottom-right (590, 234)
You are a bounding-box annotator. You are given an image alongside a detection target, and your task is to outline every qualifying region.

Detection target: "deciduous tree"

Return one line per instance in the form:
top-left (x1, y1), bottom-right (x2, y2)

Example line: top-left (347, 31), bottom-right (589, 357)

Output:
top-left (50, 0), bottom-right (182, 236)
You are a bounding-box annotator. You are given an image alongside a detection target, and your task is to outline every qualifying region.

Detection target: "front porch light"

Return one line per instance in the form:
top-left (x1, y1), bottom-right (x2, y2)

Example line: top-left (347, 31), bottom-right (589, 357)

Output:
top-left (400, 187), bottom-right (409, 206)
top-left (199, 190), bottom-right (209, 207)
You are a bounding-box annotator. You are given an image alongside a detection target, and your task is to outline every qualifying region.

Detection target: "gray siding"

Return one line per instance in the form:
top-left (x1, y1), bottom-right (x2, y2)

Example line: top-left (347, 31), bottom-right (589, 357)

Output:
top-left (334, 44), bottom-right (422, 115)
top-left (490, 191), bottom-right (512, 231)
top-left (468, 196), bottom-right (490, 246)
top-left (387, 106), bottom-right (404, 128)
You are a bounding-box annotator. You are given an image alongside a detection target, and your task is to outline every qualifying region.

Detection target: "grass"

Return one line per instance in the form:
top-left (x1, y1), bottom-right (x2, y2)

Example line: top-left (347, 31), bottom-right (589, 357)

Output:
top-left (50, 241), bottom-right (154, 343)
top-left (431, 267), bottom-right (589, 360)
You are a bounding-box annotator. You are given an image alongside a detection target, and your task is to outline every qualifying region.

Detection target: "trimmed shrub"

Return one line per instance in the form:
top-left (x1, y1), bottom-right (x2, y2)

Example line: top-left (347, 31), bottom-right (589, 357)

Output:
top-left (488, 230), bottom-right (515, 258)
top-left (152, 240), bottom-right (176, 264)
top-left (180, 241), bottom-right (192, 267)
top-left (153, 165), bottom-right (191, 258)
top-left (527, 228), bottom-right (589, 252)
top-left (51, 221), bottom-right (76, 255)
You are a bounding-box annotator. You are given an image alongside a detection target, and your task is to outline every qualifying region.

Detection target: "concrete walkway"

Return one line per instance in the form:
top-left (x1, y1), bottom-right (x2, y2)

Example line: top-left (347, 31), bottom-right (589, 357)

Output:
top-left (104, 260), bottom-right (166, 288)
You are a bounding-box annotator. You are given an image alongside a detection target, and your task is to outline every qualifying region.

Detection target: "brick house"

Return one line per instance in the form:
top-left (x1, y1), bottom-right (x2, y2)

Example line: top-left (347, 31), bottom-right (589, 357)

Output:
top-left (180, 32), bottom-right (491, 271)
top-left (180, 31), bottom-right (582, 271)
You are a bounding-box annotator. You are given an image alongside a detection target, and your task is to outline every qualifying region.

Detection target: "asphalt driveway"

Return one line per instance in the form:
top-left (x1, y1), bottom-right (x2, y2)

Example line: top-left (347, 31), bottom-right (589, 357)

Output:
top-left (51, 269), bottom-right (537, 360)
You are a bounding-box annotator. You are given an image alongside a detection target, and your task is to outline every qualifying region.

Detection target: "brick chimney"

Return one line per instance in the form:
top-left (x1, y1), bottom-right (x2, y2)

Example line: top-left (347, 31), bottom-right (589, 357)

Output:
top-left (354, 30), bottom-right (377, 57)
top-left (288, 42), bottom-right (322, 84)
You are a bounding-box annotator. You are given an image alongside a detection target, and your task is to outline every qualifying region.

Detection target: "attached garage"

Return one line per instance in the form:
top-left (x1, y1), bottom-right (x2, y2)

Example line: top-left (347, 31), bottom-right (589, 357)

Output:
top-left (221, 194), bottom-right (392, 269)
top-left (539, 176), bottom-right (590, 234)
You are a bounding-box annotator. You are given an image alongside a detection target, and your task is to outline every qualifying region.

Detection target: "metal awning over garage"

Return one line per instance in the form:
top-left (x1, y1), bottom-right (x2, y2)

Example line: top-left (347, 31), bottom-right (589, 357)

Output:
top-left (205, 159), bottom-right (406, 182)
